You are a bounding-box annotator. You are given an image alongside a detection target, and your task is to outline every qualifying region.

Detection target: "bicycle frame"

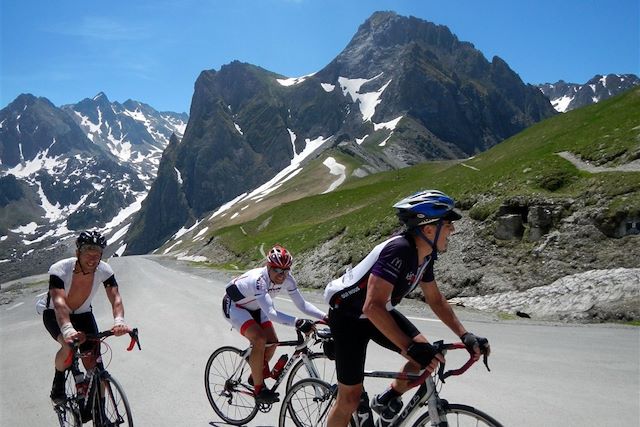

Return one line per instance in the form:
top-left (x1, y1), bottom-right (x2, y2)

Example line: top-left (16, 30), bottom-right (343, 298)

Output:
top-left (240, 329), bottom-right (326, 392)
top-left (354, 341), bottom-right (488, 427)
top-left (356, 371), bottom-right (438, 426)
top-left (54, 329), bottom-right (140, 427)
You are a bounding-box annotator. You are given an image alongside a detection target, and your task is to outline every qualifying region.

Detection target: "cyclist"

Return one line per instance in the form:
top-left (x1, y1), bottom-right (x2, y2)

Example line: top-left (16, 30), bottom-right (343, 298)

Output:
top-left (37, 230), bottom-right (131, 405)
top-left (222, 245), bottom-right (327, 404)
top-left (324, 190), bottom-right (490, 426)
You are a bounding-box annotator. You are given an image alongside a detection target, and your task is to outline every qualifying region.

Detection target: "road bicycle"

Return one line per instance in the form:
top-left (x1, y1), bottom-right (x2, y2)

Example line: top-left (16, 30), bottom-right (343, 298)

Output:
top-left (53, 328), bottom-right (141, 427)
top-left (279, 340), bottom-right (503, 427)
top-left (204, 322), bottom-right (335, 425)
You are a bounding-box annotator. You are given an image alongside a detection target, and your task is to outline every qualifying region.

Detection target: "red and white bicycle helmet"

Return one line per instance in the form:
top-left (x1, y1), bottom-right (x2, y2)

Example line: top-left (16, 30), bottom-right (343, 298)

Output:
top-left (266, 245), bottom-right (293, 269)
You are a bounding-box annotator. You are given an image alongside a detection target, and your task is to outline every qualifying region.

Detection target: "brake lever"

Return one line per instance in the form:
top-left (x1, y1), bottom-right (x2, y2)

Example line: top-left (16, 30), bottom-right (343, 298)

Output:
top-left (126, 328), bottom-right (141, 351)
top-left (483, 352), bottom-right (490, 372)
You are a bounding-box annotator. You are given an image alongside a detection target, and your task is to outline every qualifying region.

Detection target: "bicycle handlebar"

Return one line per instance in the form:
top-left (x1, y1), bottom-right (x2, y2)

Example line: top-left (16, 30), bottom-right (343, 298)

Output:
top-left (65, 328), bottom-right (140, 366)
top-left (71, 328), bottom-right (141, 351)
top-left (271, 320), bottom-right (329, 349)
top-left (406, 340), bottom-right (490, 387)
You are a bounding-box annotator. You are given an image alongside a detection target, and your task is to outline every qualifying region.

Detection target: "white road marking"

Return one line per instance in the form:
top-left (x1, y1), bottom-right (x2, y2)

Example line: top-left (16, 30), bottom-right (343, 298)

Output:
top-left (7, 302), bottom-right (24, 311)
top-left (406, 315), bottom-right (440, 323)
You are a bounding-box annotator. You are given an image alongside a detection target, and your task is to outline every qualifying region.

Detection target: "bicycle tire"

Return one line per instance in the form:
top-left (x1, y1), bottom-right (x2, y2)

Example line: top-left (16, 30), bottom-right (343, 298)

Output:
top-left (411, 402), bottom-right (503, 427)
top-left (205, 346), bottom-right (258, 425)
top-left (54, 369), bottom-right (81, 427)
top-left (279, 378), bottom-right (356, 427)
top-left (286, 352), bottom-right (337, 392)
top-left (92, 373), bottom-right (134, 426)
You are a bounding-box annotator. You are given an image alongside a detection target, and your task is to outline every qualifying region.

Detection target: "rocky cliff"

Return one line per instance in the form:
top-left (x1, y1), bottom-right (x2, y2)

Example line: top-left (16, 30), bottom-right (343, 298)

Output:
top-left (124, 11), bottom-right (556, 254)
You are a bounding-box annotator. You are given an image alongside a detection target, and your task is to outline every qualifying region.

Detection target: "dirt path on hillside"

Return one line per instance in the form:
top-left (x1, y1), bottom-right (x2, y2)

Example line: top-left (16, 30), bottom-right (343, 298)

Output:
top-left (557, 151), bottom-right (640, 172)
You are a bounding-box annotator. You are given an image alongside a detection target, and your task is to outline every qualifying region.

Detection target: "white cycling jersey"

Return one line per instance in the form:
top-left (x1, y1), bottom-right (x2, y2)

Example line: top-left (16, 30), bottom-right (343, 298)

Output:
top-left (36, 257), bottom-right (116, 315)
top-left (225, 267), bottom-right (325, 326)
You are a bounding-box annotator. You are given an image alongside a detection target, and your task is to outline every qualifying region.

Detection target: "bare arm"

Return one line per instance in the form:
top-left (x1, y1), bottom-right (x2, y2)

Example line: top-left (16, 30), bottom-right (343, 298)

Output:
top-left (51, 288), bottom-right (73, 330)
top-left (421, 280), bottom-right (466, 337)
top-left (105, 285), bottom-right (129, 335)
top-left (363, 274), bottom-right (413, 353)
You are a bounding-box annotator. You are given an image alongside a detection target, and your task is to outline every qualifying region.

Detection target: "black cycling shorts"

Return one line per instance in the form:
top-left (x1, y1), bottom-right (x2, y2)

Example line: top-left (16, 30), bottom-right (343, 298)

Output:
top-left (328, 308), bottom-right (420, 385)
top-left (43, 309), bottom-right (99, 352)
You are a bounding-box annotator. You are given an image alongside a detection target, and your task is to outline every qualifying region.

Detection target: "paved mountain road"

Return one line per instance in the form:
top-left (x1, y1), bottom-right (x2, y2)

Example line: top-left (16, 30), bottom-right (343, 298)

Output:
top-left (1, 255), bottom-right (638, 426)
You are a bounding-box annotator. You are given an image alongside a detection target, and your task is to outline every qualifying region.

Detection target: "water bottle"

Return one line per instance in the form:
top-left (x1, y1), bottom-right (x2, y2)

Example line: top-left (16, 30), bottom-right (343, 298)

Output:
top-left (73, 370), bottom-right (87, 397)
top-left (270, 354), bottom-right (288, 380)
top-left (356, 391), bottom-right (375, 427)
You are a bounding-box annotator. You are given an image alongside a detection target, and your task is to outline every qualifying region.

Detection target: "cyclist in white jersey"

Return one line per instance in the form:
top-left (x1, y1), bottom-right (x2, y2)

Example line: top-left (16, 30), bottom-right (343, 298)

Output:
top-left (37, 231), bottom-right (131, 405)
top-left (222, 245), bottom-right (327, 403)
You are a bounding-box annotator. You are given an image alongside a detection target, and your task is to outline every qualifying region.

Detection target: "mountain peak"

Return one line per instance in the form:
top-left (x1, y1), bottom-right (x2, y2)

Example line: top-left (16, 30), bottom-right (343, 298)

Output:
top-left (538, 73), bottom-right (639, 112)
top-left (93, 92), bottom-right (110, 102)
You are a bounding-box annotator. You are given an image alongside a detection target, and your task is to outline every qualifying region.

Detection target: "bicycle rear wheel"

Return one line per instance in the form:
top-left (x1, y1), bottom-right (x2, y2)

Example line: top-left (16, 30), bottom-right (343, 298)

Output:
top-left (286, 352), bottom-right (336, 392)
top-left (92, 373), bottom-right (134, 426)
top-left (205, 346), bottom-right (258, 425)
top-left (412, 403), bottom-right (503, 427)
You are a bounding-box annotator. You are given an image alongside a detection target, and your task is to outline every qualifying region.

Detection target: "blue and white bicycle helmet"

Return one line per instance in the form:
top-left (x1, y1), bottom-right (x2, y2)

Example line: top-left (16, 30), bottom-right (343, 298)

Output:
top-left (393, 190), bottom-right (462, 228)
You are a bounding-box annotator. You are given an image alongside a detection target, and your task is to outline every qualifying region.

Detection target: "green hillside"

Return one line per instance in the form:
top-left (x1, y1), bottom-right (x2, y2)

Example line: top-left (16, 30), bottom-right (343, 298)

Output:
top-left (209, 87), bottom-right (640, 265)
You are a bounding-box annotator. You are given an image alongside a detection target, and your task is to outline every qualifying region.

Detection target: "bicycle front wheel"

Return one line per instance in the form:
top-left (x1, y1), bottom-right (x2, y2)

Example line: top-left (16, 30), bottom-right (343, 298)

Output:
top-left (412, 403), bottom-right (503, 427)
top-left (55, 403), bottom-right (81, 427)
top-left (92, 374), bottom-right (134, 426)
top-left (286, 352), bottom-right (336, 392)
top-left (54, 370), bottom-right (81, 427)
top-left (205, 346), bottom-right (258, 425)
top-left (279, 378), bottom-right (357, 427)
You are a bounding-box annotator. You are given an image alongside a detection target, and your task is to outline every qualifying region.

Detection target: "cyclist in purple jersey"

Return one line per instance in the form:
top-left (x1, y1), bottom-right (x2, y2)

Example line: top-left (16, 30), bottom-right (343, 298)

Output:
top-left (324, 190), bottom-right (491, 427)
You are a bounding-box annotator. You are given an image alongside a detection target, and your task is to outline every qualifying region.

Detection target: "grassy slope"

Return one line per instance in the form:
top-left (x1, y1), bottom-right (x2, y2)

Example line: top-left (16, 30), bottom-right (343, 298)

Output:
top-left (208, 88), bottom-right (640, 264)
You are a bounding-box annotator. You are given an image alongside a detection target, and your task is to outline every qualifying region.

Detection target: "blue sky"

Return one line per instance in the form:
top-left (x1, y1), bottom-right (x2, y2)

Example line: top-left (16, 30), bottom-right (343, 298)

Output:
top-left (2, 0), bottom-right (638, 114)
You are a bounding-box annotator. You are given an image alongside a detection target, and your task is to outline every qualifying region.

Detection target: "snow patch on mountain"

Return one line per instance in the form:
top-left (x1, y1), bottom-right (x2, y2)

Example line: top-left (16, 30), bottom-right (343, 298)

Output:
top-left (322, 157), bottom-right (346, 193)
top-left (551, 95), bottom-right (572, 112)
top-left (321, 83), bottom-right (336, 92)
top-left (102, 193), bottom-right (148, 233)
top-left (338, 74), bottom-right (392, 121)
top-left (374, 116), bottom-right (403, 131)
top-left (10, 222), bottom-right (38, 235)
top-left (209, 134), bottom-right (333, 219)
top-left (277, 73), bottom-right (314, 86)
top-left (4, 148), bottom-right (66, 179)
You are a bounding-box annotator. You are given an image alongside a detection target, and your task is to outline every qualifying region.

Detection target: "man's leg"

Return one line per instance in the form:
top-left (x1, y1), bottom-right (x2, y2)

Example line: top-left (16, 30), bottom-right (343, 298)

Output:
top-left (243, 322), bottom-right (279, 403)
top-left (261, 322), bottom-right (278, 367)
top-left (390, 334), bottom-right (427, 393)
top-left (327, 309), bottom-right (370, 426)
top-left (243, 323), bottom-right (268, 387)
top-left (328, 382), bottom-right (362, 427)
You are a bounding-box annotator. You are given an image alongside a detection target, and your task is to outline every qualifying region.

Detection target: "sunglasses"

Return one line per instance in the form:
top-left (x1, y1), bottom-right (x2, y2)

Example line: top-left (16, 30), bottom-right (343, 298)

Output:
top-left (270, 267), bottom-right (290, 274)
